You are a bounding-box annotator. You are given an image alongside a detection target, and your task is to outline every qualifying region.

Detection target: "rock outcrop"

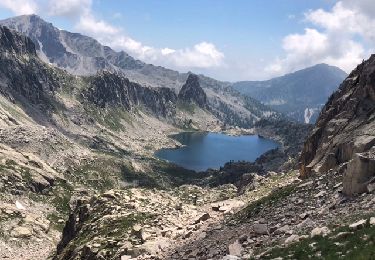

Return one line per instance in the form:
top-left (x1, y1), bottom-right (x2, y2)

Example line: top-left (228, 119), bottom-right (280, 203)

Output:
top-left (300, 55), bottom-right (375, 195)
top-left (0, 25), bottom-right (35, 55)
top-left (0, 25), bottom-right (60, 106)
top-left (343, 149), bottom-right (375, 195)
top-left (178, 74), bottom-right (208, 109)
top-left (82, 71), bottom-right (177, 118)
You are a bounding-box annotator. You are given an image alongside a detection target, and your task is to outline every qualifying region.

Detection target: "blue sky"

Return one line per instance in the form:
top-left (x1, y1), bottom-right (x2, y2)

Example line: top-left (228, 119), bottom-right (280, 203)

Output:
top-left (0, 0), bottom-right (374, 81)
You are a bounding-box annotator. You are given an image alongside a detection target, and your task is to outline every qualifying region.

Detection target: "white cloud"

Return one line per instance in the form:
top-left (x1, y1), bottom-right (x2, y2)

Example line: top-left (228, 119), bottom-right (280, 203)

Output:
top-left (0, 0), bottom-right (37, 15)
top-left (283, 28), bottom-right (328, 55)
top-left (161, 48), bottom-right (176, 55)
top-left (75, 13), bottom-right (120, 35)
top-left (168, 42), bottom-right (225, 68)
top-left (109, 36), bottom-right (224, 68)
top-left (305, 2), bottom-right (375, 43)
top-left (266, 1), bottom-right (372, 77)
top-left (341, 0), bottom-right (375, 18)
top-left (48, 0), bottom-right (91, 18)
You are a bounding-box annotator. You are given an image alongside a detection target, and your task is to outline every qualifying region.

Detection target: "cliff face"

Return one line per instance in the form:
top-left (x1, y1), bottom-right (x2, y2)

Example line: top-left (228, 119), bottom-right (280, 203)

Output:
top-left (0, 25), bottom-right (35, 55)
top-left (300, 55), bottom-right (375, 195)
top-left (0, 26), bottom-right (60, 106)
top-left (178, 74), bottom-right (208, 109)
top-left (82, 71), bottom-right (177, 118)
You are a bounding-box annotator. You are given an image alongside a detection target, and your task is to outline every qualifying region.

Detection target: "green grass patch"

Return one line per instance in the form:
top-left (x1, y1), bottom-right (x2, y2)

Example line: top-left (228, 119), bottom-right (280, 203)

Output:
top-left (177, 101), bottom-right (196, 114)
top-left (84, 104), bottom-right (133, 131)
top-left (47, 212), bottom-right (66, 232)
top-left (262, 222), bottom-right (375, 259)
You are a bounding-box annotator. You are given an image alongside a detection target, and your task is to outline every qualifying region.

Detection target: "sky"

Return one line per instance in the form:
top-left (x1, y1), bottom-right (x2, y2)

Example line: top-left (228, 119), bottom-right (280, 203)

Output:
top-left (0, 0), bottom-right (374, 81)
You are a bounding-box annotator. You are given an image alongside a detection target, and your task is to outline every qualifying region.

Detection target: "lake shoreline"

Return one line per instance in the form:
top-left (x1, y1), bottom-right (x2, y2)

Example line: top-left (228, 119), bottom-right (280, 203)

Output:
top-left (154, 132), bottom-right (279, 172)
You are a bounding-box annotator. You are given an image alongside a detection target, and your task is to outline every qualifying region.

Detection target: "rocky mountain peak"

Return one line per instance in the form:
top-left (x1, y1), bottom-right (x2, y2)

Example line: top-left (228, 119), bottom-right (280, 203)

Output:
top-left (299, 54), bottom-right (375, 195)
top-left (178, 74), bottom-right (208, 108)
top-left (0, 25), bottom-right (36, 55)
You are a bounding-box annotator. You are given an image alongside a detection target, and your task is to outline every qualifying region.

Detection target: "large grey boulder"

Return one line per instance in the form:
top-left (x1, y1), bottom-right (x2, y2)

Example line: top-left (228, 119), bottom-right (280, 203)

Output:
top-left (343, 150), bottom-right (375, 195)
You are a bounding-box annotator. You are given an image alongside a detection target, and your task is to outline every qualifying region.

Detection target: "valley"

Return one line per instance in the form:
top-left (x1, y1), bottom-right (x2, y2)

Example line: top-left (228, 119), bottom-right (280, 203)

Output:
top-left (0, 12), bottom-right (373, 260)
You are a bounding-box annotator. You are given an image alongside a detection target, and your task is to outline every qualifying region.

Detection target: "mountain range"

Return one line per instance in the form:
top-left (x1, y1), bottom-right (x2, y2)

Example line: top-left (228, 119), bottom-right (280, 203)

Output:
top-left (231, 64), bottom-right (347, 123)
top-left (0, 14), bottom-right (282, 128)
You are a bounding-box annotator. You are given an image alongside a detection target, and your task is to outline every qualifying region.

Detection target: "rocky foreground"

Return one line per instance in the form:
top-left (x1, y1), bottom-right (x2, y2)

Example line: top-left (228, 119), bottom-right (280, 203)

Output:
top-left (48, 169), bottom-right (374, 260)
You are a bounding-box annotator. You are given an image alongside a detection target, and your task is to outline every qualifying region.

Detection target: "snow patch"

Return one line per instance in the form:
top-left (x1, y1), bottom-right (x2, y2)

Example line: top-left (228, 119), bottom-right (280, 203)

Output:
top-left (36, 40), bottom-right (50, 64)
top-left (304, 108), bottom-right (315, 124)
top-left (265, 99), bottom-right (286, 106)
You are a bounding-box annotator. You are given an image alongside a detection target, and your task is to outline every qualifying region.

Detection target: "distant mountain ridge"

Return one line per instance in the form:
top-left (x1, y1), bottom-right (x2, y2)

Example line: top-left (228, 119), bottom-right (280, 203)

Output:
top-left (0, 14), bottom-right (281, 128)
top-left (231, 64), bottom-right (347, 123)
top-left (0, 14), bottom-right (215, 90)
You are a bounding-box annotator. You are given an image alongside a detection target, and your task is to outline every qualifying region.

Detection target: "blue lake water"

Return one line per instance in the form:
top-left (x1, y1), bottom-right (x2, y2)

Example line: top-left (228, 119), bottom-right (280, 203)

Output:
top-left (155, 132), bottom-right (278, 171)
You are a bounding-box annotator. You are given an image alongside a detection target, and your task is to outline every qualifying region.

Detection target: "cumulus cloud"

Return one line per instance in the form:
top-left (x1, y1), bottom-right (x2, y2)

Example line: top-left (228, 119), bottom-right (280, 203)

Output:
top-left (75, 13), bottom-right (120, 35)
top-left (0, 0), bottom-right (37, 15)
top-left (69, 4), bottom-right (224, 69)
top-left (48, 0), bottom-right (91, 18)
top-left (107, 36), bottom-right (224, 68)
top-left (166, 42), bottom-right (225, 68)
top-left (266, 1), bottom-right (373, 77)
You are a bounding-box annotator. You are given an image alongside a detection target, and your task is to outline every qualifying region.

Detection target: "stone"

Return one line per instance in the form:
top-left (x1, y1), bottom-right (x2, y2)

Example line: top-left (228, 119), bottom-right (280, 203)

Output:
top-left (222, 255), bottom-right (240, 260)
top-left (120, 255), bottom-right (132, 260)
top-left (310, 227), bottom-right (330, 237)
top-left (370, 217), bottom-right (375, 226)
top-left (196, 231), bottom-right (206, 240)
top-left (141, 231), bottom-right (150, 242)
top-left (228, 240), bottom-right (243, 256)
top-left (102, 190), bottom-right (117, 199)
top-left (92, 243), bottom-right (101, 248)
top-left (211, 204), bottom-right (221, 211)
top-left (192, 213), bottom-right (210, 224)
top-left (314, 190), bottom-right (327, 198)
top-left (219, 206), bottom-right (231, 212)
top-left (331, 232), bottom-right (352, 240)
top-left (299, 212), bottom-right (309, 220)
top-left (253, 223), bottom-right (268, 235)
top-left (132, 224), bottom-right (144, 241)
top-left (285, 234), bottom-right (300, 245)
top-left (349, 219), bottom-right (367, 230)
top-left (238, 234), bottom-right (248, 243)
top-left (275, 225), bottom-right (291, 235)
top-left (175, 203), bottom-right (183, 210)
top-left (11, 226), bottom-right (32, 238)
top-left (15, 201), bottom-right (26, 210)
top-left (343, 153), bottom-right (375, 195)
top-left (184, 230), bottom-right (193, 239)
top-left (367, 182), bottom-right (375, 193)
